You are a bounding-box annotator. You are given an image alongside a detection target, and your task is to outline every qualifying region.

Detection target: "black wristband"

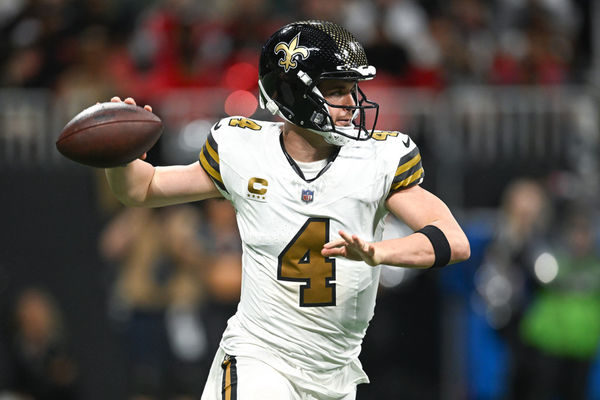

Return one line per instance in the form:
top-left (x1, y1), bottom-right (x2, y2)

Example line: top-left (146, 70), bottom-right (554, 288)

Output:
top-left (416, 225), bottom-right (451, 268)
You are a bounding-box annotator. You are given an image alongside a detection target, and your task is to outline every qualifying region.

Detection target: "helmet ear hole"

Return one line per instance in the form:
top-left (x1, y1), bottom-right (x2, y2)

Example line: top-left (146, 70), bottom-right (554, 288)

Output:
top-left (280, 85), bottom-right (296, 107)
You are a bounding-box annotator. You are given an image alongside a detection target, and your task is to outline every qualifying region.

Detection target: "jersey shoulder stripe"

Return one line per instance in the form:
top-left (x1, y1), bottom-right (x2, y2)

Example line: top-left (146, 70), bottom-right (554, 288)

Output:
top-left (391, 146), bottom-right (424, 191)
top-left (199, 132), bottom-right (228, 193)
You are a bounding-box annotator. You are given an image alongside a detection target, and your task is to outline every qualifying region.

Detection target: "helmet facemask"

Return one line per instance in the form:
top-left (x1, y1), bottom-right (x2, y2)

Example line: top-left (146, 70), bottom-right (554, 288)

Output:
top-left (304, 78), bottom-right (379, 145)
top-left (259, 70), bottom-right (380, 146)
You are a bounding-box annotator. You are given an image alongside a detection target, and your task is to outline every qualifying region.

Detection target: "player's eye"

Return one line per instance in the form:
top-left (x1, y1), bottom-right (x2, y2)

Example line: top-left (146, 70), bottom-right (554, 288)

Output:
top-left (326, 89), bottom-right (348, 97)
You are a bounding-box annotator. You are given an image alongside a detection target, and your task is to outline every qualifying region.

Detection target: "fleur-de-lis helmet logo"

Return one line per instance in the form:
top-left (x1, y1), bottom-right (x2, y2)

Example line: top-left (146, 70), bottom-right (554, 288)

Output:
top-left (274, 33), bottom-right (310, 73)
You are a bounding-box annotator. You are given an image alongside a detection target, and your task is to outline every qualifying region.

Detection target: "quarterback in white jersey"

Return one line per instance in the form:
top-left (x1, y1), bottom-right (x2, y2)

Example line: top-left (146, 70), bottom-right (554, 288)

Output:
top-left (105, 20), bottom-right (470, 400)
top-left (199, 116), bottom-right (423, 396)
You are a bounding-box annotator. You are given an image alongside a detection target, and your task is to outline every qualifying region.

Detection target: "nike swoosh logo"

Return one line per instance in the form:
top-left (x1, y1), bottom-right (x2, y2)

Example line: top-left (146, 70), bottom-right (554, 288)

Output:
top-left (213, 121), bottom-right (222, 130)
top-left (402, 137), bottom-right (411, 148)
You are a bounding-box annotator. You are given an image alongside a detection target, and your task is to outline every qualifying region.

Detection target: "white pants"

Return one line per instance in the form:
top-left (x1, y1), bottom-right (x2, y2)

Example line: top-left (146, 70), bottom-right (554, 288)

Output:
top-left (201, 347), bottom-right (357, 400)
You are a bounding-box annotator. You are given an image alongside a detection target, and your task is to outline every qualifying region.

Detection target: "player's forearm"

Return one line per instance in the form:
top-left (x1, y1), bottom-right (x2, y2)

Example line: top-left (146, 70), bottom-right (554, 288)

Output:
top-left (105, 159), bottom-right (156, 207)
top-left (375, 223), bottom-right (470, 268)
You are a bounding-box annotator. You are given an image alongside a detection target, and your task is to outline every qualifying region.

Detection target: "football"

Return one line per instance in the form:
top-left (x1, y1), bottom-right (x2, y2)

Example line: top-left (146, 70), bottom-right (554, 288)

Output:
top-left (56, 102), bottom-right (163, 168)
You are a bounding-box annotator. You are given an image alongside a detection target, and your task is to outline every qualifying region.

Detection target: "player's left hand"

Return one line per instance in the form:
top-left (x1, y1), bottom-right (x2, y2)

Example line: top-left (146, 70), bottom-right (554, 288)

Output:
top-left (322, 230), bottom-right (381, 267)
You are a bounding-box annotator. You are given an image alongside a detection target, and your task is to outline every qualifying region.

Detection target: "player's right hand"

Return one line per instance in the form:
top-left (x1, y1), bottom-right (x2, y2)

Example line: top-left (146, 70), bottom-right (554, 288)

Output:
top-left (110, 96), bottom-right (152, 160)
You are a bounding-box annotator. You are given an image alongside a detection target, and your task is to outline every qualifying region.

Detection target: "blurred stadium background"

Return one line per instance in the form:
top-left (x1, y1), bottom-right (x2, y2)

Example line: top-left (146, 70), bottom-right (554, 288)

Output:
top-left (1, 0), bottom-right (600, 399)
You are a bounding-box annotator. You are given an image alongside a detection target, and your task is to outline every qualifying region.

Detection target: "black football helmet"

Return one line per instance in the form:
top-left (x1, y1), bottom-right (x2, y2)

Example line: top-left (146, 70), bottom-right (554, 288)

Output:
top-left (258, 20), bottom-right (379, 146)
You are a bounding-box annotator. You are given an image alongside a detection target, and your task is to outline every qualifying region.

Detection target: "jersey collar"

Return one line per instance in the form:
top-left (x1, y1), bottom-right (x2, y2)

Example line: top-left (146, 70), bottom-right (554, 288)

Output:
top-left (278, 133), bottom-right (340, 183)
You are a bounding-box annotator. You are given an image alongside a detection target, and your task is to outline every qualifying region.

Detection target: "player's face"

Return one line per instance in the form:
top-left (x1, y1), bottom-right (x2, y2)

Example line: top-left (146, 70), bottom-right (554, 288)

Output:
top-left (318, 80), bottom-right (357, 127)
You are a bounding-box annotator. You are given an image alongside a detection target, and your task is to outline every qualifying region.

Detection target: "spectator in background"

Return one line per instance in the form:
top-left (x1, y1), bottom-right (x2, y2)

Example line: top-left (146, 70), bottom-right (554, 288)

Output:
top-left (99, 205), bottom-right (208, 400)
top-left (514, 206), bottom-right (600, 399)
top-left (475, 178), bottom-right (551, 395)
top-left (477, 179), bottom-right (551, 331)
top-left (4, 287), bottom-right (79, 400)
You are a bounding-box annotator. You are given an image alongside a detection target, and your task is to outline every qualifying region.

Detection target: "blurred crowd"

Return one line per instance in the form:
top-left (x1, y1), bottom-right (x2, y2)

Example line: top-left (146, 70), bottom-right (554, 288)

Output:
top-left (1, 0), bottom-right (600, 399)
top-left (0, 0), bottom-right (591, 102)
top-left (96, 200), bottom-right (242, 399)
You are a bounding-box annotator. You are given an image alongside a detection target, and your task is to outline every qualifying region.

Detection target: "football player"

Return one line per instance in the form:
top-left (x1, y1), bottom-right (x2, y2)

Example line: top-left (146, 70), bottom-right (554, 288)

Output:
top-left (106, 20), bottom-right (470, 400)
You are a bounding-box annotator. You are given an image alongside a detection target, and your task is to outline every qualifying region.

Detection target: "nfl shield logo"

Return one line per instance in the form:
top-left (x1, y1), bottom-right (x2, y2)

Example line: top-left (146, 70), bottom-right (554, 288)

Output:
top-left (301, 189), bottom-right (314, 203)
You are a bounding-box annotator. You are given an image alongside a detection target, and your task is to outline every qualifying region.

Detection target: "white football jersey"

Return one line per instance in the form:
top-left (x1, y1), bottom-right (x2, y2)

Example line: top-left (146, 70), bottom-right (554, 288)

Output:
top-left (199, 117), bottom-right (424, 392)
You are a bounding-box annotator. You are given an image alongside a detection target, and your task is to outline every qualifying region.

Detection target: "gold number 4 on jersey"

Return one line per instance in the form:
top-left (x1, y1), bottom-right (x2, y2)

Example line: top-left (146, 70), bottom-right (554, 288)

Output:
top-left (278, 218), bottom-right (336, 307)
top-left (229, 118), bottom-right (262, 130)
top-left (371, 131), bottom-right (399, 141)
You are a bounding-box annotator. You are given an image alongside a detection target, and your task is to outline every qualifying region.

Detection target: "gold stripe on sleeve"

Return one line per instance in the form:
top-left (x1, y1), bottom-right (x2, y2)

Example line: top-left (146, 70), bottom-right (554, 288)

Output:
top-left (205, 140), bottom-right (220, 164)
top-left (392, 168), bottom-right (424, 190)
top-left (395, 153), bottom-right (421, 177)
top-left (200, 148), bottom-right (224, 184)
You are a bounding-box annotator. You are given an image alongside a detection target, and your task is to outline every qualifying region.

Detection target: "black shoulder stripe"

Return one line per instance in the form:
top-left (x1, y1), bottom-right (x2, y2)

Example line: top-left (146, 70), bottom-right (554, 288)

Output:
top-left (207, 131), bottom-right (218, 151)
